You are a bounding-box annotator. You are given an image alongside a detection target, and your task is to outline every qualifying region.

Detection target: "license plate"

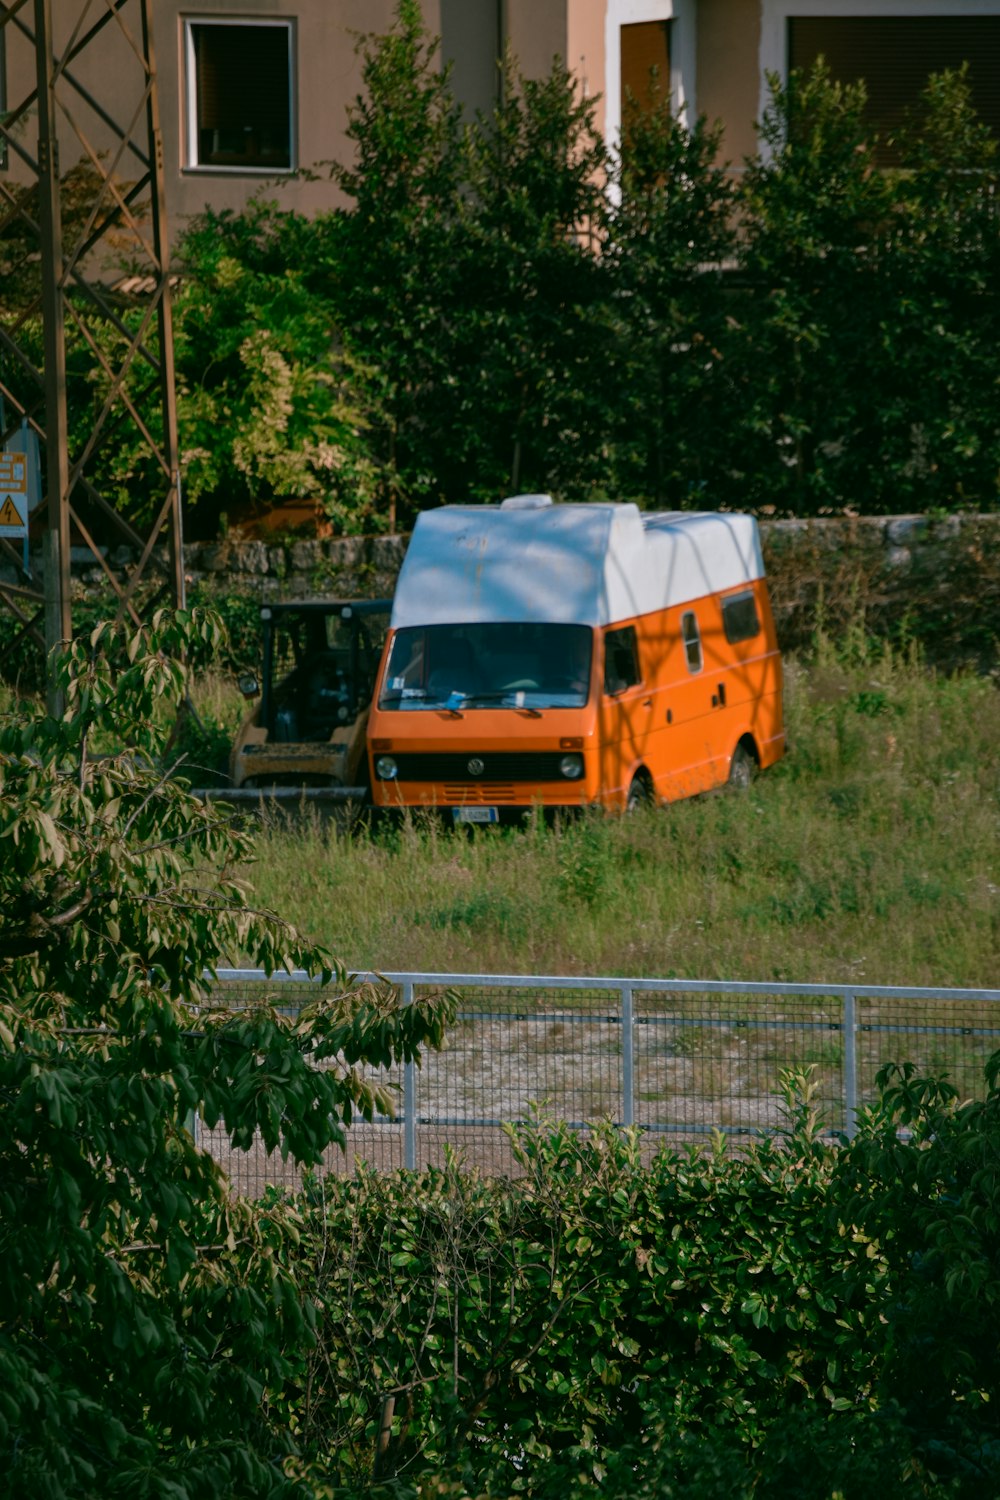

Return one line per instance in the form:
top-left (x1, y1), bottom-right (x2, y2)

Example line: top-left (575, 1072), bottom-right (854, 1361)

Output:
top-left (452, 806), bottom-right (499, 824)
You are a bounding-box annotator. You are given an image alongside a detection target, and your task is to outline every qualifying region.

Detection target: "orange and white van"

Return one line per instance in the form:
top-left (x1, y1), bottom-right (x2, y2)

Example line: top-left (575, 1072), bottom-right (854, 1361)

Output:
top-left (367, 497), bottom-right (784, 822)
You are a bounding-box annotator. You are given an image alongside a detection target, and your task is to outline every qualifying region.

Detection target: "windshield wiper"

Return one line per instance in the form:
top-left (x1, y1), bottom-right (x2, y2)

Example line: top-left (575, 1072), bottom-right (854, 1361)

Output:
top-left (382, 688), bottom-right (471, 717)
top-left (461, 691), bottom-right (543, 717)
top-left (380, 688), bottom-right (432, 705)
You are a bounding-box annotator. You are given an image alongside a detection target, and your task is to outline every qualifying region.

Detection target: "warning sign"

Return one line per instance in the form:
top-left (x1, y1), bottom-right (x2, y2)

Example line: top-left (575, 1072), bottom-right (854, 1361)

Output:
top-left (0, 495), bottom-right (25, 528)
top-left (0, 453), bottom-right (29, 536)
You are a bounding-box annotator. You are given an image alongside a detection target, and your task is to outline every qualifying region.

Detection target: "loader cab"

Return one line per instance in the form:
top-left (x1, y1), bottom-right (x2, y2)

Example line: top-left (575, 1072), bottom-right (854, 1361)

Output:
top-left (230, 599), bottom-right (391, 790)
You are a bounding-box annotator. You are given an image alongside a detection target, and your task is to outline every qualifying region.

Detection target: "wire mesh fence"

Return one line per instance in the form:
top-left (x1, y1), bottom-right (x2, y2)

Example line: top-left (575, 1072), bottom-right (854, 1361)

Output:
top-left (204, 970), bottom-right (1000, 1194)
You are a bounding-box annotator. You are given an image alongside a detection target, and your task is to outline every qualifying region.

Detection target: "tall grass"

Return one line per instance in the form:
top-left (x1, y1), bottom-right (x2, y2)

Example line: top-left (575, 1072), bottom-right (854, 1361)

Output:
top-left (242, 639), bottom-right (1000, 986)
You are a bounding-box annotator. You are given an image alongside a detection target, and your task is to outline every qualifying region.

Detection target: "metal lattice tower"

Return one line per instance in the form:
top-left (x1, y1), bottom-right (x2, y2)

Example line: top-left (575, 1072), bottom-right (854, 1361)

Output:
top-left (0, 0), bottom-right (182, 685)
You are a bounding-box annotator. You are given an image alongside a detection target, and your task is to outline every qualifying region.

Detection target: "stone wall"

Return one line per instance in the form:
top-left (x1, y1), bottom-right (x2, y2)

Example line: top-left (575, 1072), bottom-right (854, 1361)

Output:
top-left (181, 513), bottom-right (998, 608)
top-left (12, 512), bottom-right (999, 661)
top-left (182, 531), bottom-right (409, 601)
top-left (756, 513), bottom-right (998, 657)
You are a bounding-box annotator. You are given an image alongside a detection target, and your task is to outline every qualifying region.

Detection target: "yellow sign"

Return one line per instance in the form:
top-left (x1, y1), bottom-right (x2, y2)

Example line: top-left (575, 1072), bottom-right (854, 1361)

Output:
top-left (0, 454), bottom-right (27, 492)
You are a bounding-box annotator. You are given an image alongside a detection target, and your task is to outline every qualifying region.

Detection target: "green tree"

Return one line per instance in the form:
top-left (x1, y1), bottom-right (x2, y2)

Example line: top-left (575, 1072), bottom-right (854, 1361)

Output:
top-left (169, 199), bottom-right (388, 535)
top-left (733, 60), bottom-right (895, 514)
top-left (321, 0), bottom-right (463, 525)
top-left (608, 82), bottom-right (736, 506)
top-left (872, 67), bottom-right (1000, 512)
top-left (0, 610), bottom-right (452, 1496)
top-left (440, 54), bottom-right (613, 501)
top-left (731, 60), bottom-right (1000, 517)
top-left (325, 3), bottom-right (616, 510)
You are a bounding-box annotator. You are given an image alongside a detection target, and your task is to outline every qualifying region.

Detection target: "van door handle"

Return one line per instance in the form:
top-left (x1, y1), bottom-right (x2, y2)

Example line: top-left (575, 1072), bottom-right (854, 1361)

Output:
top-left (666, 708), bottom-right (673, 724)
top-left (642, 698), bottom-right (652, 708)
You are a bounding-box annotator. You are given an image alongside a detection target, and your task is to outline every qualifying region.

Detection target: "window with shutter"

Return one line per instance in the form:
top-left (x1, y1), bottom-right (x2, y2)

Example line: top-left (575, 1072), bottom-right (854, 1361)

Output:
top-left (621, 21), bottom-right (672, 113)
top-left (185, 20), bottom-right (293, 172)
top-left (788, 16), bottom-right (1000, 165)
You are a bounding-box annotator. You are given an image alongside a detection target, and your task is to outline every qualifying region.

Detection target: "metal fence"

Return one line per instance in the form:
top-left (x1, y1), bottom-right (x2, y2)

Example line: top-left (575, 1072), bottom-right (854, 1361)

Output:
top-left (205, 969), bottom-right (1000, 1194)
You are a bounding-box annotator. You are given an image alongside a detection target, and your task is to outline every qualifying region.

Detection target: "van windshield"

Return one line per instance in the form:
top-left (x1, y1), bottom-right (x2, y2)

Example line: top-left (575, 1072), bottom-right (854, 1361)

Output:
top-left (378, 623), bottom-right (592, 710)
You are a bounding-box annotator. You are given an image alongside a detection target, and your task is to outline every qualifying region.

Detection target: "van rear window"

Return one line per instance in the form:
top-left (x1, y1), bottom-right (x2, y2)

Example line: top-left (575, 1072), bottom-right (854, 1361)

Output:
top-left (722, 591), bottom-right (761, 645)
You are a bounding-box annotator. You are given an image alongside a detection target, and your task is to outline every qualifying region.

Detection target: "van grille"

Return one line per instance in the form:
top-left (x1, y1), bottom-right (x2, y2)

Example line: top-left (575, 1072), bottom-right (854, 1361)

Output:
top-left (443, 783), bottom-right (518, 804)
top-left (395, 752), bottom-right (569, 782)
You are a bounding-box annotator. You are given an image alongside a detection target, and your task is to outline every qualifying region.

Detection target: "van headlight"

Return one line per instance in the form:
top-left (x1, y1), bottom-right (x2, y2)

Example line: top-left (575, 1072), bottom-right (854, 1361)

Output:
top-left (559, 753), bottom-right (583, 780)
top-left (375, 755), bottom-right (399, 780)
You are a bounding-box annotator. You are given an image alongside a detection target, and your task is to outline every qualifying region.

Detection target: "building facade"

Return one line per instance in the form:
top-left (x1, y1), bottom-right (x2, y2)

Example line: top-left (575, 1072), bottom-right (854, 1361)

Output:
top-left (2, 1), bottom-right (998, 245)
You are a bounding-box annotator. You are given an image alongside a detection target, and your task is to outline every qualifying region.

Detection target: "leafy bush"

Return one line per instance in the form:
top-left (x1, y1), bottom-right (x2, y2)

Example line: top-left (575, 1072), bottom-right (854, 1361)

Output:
top-left (0, 609), bottom-right (453, 1497)
top-left (172, 201), bottom-right (390, 535)
top-left (3, 611), bottom-right (996, 1495)
top-left (844, 1060), bottom-right (1000, 1493)
top-left (248, 1062), bottom-right (996, 1496)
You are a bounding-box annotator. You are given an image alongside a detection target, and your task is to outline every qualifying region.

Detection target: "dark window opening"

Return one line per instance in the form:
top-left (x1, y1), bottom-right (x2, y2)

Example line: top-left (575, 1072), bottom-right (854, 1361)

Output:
top-left (604, 625), bottom-right (642, 695)
top-left (262, 603), bottom-right (390, 743)
top-left (440, 0), bottom-right (504, 120)
top-left (788, 16), bottom-right (1000, 165)
top-left (722, 591), bottom-right (761, 645)
top-left (190, 22), bottom-right (292, 171)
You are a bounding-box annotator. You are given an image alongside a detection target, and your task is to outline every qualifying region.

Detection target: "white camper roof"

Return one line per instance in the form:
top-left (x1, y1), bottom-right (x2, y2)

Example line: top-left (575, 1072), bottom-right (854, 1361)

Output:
top-left (391, 502), bottom-right (765, 630)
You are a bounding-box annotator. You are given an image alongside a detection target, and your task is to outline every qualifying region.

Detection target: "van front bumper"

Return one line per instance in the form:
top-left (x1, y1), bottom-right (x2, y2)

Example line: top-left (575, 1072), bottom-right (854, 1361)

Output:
top-left (371, 780), bottom-right (595, 816)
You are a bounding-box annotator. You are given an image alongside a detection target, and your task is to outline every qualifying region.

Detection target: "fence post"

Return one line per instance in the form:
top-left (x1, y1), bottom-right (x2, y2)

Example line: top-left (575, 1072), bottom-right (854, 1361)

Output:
top-left (843, 991), bottom-right (858, 1140)
top-left (402, 980), bottom-right (417, 1170)
top-left (621, 985), bottom-right (635, 1128)
top-left (185, 1003), bottom-right (200, 1146)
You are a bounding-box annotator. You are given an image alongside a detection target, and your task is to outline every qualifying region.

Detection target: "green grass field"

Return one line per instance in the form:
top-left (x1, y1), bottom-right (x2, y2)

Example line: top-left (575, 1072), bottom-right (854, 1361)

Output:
top-left (238, 638), bottom-right (1000, 986)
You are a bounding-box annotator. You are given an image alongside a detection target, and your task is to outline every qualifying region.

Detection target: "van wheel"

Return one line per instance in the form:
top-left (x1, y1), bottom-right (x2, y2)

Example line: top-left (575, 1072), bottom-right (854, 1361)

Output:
top-left (728, 743), bottom-right (755, 791)
top-left (626, 772), bottom-right (654, 812)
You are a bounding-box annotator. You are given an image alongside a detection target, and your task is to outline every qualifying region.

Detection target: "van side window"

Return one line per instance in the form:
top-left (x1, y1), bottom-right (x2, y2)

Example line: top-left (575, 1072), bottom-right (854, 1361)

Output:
top-left (603, 625), bottom-right (641, 694)
top-left (681, 612), bottom-right (703, 673)
top-left (722, 590), bottom-right (761, 645)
